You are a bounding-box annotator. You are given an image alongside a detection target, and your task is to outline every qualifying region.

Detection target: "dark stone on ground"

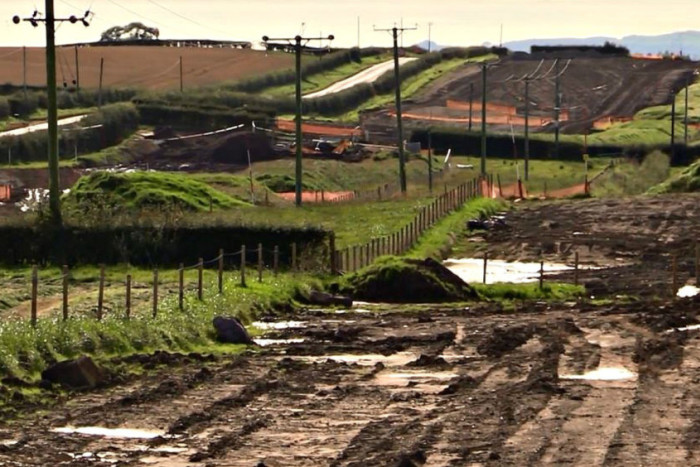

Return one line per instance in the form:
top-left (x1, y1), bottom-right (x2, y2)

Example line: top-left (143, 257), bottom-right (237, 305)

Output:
top-left (306, 290), bottom-right (353, 307)
top-left (213, 316), bottom-right (254, 345)
top-left (41, 356), bottom-right (105, 389)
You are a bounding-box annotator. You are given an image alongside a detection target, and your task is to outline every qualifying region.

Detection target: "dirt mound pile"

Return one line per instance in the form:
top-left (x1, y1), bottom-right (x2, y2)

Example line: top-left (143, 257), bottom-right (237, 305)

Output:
top-left (340, 257), bottom-right (478, 303)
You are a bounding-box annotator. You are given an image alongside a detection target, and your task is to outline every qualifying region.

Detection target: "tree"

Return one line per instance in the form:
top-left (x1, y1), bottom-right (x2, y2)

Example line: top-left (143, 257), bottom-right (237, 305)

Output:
top-left (100, 22), bottom-right (160, 42)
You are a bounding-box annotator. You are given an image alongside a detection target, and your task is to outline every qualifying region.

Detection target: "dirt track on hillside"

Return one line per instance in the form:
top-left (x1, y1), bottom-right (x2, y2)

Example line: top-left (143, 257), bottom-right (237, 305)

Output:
top-left (0, 46), bottom-right (294, 90)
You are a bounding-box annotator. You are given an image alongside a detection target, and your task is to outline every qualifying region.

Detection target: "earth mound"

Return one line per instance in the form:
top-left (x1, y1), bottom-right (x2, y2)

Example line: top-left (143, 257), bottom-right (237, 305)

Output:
top-left (340, 257), bottom-right (478, 303)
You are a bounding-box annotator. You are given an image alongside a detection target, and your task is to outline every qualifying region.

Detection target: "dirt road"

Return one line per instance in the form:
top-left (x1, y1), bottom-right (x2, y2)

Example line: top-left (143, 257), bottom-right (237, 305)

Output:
top-left (304, 58), bottom-right (417, 99)
top-left (1, 297), bottom-right (699, 466)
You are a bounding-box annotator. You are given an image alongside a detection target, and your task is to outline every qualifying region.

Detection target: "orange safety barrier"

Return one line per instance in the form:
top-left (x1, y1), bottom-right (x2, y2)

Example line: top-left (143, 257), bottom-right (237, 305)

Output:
top-left (277, 190), bottom-right (356, 203)
top-left (0, 185), bottom-right (10, 202)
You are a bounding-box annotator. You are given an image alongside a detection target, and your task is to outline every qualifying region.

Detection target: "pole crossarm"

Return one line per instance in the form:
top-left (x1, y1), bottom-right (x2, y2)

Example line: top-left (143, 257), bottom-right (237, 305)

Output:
top-left (13, 9), bottom-right (92, 27)
top-left (261, 34), bottom-right (334, 207)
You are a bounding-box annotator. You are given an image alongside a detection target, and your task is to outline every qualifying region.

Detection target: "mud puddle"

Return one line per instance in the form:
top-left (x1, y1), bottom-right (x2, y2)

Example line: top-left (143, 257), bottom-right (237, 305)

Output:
top-left (52, 426), bottom-right (166, 439)
top-left (254, 338), bottom-right (306, 347)
top-left (444, 258), bottom-right (575, 284)
top-left (252, 320), bottom-right (307, 330)
top-left (290, 351), bottom-right (418, 367)
top-left (560, 367), bottom-right (637, 381)
top-left (677, 285), bottom-right (700, 298)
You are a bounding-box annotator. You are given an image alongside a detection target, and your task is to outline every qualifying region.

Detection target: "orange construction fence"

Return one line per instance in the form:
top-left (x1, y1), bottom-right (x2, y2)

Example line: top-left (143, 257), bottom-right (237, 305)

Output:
top-left (479, 177), bottom-right (590, 200)
top-left (0, 185), bottom-right (10, 202)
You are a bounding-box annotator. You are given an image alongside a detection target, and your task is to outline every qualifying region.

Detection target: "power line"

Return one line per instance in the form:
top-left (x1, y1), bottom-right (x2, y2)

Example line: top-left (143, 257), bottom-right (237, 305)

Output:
top-left (143, 0), bottom-right (225, 34)
top-left (102, 0), bottom-right (163, 27)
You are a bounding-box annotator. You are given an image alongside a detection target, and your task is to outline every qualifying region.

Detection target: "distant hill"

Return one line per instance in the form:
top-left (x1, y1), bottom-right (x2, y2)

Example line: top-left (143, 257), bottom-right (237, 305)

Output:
top-left (414, 40), bottom-right (444, 52)
top-left (505, 31), bottom-right (700, 60)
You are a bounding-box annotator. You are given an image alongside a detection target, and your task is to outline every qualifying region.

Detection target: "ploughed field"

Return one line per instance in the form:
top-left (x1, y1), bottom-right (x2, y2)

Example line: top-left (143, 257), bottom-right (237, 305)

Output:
top-left (0, 46), bottom-right (294, 90)
top-left (363, 56), bottom-right (698, 134)
top-left (2, 194), bottom-right (700, 465)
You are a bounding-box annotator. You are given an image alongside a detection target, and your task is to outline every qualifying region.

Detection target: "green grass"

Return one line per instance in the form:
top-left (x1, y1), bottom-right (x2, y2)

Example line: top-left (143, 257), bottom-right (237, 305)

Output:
top-left (592, 151), bottom-right (672, 196)
top-left (472, 282), bottom-right (584, 301)
top-left (648, 157), bottom-right (700, 193)
top-left (0, 270), bottom-right (317, 381)
top-left (261, 54), bottom-right (392, 97)
top-left (66, 171), bottom-right (249, 212)
top-left (408, 197), bottom-right (507, 259)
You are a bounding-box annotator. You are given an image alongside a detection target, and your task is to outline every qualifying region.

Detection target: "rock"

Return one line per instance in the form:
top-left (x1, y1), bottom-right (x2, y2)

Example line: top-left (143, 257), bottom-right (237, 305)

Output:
top-left (41, 356), bottom-right (105, 389)
top-left (307, 290), bottom-right (353, 307)
top-left (213, 316), bottom-right (254, 345)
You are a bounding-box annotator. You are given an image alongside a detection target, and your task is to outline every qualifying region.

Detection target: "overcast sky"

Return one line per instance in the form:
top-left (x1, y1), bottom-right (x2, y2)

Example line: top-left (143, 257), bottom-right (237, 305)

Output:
top-left (0, 0), bottom-right (697, 48)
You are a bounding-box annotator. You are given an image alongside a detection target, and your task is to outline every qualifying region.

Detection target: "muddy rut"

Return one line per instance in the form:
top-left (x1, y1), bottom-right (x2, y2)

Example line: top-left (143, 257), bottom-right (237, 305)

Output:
top-left (1, 297), bottom-right (699, 466)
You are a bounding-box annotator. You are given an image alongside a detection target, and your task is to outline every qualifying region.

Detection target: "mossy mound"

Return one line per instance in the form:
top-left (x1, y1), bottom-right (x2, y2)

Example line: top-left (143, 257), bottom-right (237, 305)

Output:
top-left (340, 256), bottom-right (477, 303)
top-left (649, 159), bottom-right (700, 194)
top-left (67, 171), bottom-right (248, 211)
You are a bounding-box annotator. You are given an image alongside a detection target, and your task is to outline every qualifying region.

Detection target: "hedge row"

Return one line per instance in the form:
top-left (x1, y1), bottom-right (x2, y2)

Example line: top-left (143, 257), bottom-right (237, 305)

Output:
top-left (0, 103), bottom-right (139, 163)
top-left (229, 47), bottom-right (385, 93)
top-left (0, 224), bottom-right (330, 268)
top-left (1, 88), bottom-right (137, 118)
top-left (136, 102), bottom-right (275, 129)
top-left (410, 127), bottom-right (700, 165)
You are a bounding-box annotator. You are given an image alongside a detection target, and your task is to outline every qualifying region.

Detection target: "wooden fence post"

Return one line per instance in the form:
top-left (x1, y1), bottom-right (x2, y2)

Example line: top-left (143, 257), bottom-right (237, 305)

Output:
top-left (125, 274), bottom-right (131, 319)
top-left (574, 252), bottom-right (579, 286)
top-left (696, 242), bottom-right (699, 286)
top-left (178, 264), bottom-right (184, 310)
top-left (330, 233), bottom-right (337, 275)
top-left (352, 245), bottom-right (357, 271)
top-left (672, 254), bottom-right (678, 298)
top-left (240, 245), bottom-right (247, 287)
top-left (62, 265), bottom-right (69, 321)
top-left (218, 248), bottom-right (224, 294)
top-left (539, 260), bottom-right (545, 290)
top-left (97, 264), bottom-right (105, 321)
top-left (258, 243), bottom-right (263, 283)
top-left (291, 242), bottom-right (297, 273)
top-left (483, 252), bottom-right (488, 284)
top-left (30, 266), bottom-right (38, 328)
top-left (198, 257), bottom-right (204, 300)
top-left (152, 269), bottom-right (158, 318)
top-left (274, 245), bottom-right (279, 276)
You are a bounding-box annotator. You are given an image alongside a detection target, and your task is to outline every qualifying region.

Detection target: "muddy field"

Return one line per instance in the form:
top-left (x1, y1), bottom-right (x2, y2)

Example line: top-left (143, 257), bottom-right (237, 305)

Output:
top-left (0, 46), bottom-right (294, 90)
top-left (478, 194), bottom-right (700, 298)
top-left (1, 194), bottom-right (699, 465)
top-left (364, 56), bottom-right (698, 135)
top-left (1, 297), bottom-right (699, 466)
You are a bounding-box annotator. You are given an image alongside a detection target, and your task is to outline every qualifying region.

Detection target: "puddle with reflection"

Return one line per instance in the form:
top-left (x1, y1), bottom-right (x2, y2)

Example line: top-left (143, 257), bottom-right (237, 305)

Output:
top-left (444, 258), bottom-right (576, 284)
top-left (251, 321), bottom-right (307, 330)
top-left (677, 285), bottom-right (700, 298)
top-left (665, 323), bottom-right (700, 333)
top-left (560, 367), bottom-right (637, 381)
top-left (291, 351), bottom-right (417, 367)
top-left (374, 371), bottom-right (458, 385)
top-left (254, 338), bottom-right (305, 347)
top-left (52, 426), bottom-right (165, 439)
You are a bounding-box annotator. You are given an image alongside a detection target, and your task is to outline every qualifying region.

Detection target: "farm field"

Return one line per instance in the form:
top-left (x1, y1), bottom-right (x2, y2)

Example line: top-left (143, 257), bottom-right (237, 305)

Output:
top-left (0, 46), bottom-right (296, 90)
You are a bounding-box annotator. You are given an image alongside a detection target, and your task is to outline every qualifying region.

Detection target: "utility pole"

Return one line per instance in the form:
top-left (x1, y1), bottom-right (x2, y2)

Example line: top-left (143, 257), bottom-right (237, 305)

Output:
top-left (22, 46), bottom-right (27, 101)
top-left (179, 56), bottom-right (183, 92)
top-left (524, 78), bottom-right (530, 181)
top-left (480, 63), bottom-right (488, 176)
top-left (554, 59), bottom-right (561, 159)
top-left (74, 45), bottom-right (80, 92)
top-left (375, 24), bottom-right (417, 194)
top-left (684, 80), bottom-right (689, 146)
top-left (428, 22), bottom-right (433, 52)
top-left (98, 57), bottom-right (104, 108)
top-left (468, 82), bottom-right (474, 131)
top-left (671, 88), bottom-right (676, 161)
top-left (357, 17), bottom-right (360, 48)
top-left (13, 5), bottom-right (91, 225)
top-left (262, 33), bottom-right (334, 206)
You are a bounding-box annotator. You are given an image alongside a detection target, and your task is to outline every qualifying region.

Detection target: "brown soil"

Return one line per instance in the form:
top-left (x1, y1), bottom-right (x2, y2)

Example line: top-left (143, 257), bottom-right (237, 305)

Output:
top-left (363, 56), bottom-right (698, 135)
top-left (471, 193), bottom-right (700, 298)
top-left (2, 296), bottom-right (700, 466)
top-left (0, 46), bottom-right (294, 90)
